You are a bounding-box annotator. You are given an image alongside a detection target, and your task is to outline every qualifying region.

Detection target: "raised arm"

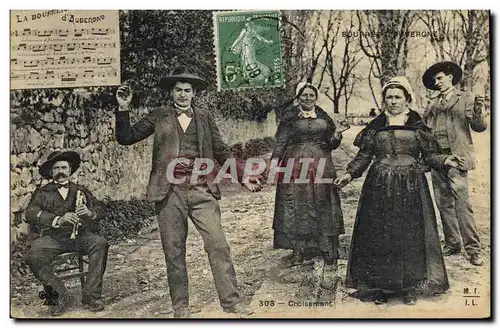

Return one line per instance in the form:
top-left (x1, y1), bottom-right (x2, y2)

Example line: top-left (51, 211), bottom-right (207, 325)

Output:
top-left (465, 92), bottom-right (487, 132)
top-left (114, 85), bottom-right (155, 145)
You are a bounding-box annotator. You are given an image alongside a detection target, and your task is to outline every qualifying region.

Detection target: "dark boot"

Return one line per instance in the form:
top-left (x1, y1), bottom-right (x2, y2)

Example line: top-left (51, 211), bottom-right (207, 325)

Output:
top-left (82, 298), bottom-right (105, 312)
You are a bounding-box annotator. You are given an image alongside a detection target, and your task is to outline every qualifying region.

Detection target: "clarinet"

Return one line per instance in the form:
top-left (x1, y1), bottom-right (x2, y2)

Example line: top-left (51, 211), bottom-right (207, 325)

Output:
top-left (71, 189), bottom-right (84, 239)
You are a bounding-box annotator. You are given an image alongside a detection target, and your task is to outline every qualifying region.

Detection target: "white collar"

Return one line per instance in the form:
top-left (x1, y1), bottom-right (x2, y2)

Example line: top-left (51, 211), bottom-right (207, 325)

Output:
top-left (385, 108), bottom-right (410, 118)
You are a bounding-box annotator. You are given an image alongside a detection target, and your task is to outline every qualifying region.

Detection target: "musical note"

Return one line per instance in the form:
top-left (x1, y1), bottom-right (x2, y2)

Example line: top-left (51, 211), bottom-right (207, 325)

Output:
top-left (10, 27), bottom-right (116, 37)
top-left (11, 42), bottom-right (117, 52)
top-left (10, 68), bottom-right (118, 81)
top-left (10, 56), bottom-right (117, 67)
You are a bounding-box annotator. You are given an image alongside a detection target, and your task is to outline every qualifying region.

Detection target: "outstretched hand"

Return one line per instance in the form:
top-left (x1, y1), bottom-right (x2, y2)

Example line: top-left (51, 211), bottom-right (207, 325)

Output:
top-left (243, 176), bottom-right (263, 192)
top-left (333, 173), bottom-right (352, 188)
top-left (444, 155), bottom-right (467, 171)
top-left (334, 118), bottom-right (351, 133)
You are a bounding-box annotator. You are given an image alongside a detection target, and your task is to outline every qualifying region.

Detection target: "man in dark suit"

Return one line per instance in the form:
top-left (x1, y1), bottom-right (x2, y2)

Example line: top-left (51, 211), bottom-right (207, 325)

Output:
top-left (114, 66), bottom-right (262, 318)
top-left (26, 150), bottom-right (109, 316)
top-left (422, 61), bottom-right (487, 266)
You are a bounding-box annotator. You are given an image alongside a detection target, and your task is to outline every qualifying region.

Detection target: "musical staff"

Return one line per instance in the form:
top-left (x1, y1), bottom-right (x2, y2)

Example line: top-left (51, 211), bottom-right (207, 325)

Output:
top-left (12, 42), bottom-right (117, 52)
top-left (10, 56), bottom-right (117, 68)
top-left (10, 27), bottom-right (116, 38)
top-left (11, 69), bottom-right (118, 81)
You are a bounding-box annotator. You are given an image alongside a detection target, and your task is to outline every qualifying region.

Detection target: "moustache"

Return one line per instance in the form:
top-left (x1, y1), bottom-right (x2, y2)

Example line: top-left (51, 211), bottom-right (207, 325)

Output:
top-left (55, 173), bottom-right (68, 178)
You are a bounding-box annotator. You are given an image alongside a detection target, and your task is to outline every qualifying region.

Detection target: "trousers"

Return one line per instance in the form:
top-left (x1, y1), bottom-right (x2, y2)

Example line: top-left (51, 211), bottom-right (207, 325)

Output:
top-left (155, 183), bottom-right (240, 310)
top-left (26, 230), bottom-right (109, 301)
top-left (431, 167), bottom-right (481, 255)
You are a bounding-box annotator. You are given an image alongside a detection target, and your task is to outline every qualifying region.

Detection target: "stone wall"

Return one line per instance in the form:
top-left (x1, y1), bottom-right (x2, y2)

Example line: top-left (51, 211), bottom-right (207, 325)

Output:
top-left (10, 97), bottom-right (278, 243)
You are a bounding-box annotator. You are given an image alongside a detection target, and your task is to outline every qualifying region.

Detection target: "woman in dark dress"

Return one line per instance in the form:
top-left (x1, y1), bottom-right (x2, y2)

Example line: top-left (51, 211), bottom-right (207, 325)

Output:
top-left (271, 82), bottom-right (348, 287)
top-left (335, 76), bottom-right (464, 305)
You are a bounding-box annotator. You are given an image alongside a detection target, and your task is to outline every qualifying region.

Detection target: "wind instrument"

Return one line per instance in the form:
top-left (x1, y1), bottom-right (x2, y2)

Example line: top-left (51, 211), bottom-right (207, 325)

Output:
top-left (71, 189), bottom-right (84, 239)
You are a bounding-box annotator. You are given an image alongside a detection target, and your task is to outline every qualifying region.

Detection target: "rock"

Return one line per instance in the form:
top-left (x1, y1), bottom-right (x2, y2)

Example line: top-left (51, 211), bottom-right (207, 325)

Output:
top-left (41, 112), bottom-right (55, 123)
top-left (26, 183), bottom-right (36, 194)
top-left (34, 119), bottom-right (44, 130)
top-left (12, 194), bottom-right (30, 212)
top-left (79, 125), bottom-right (88, 139)
top-left (68, 138), bottom-right (79, 150)
top-left (11, 155), bottom-right (20, 169)
top-left (13, 127), bottom-right (43, 153)
top-left (24, 152), bottom-right (38, 166)
top-left (85, 162), bottom-right (97, 173)
top-left (54, 112), bottom-right (62, 122)
top-left (10, 171), bottom-right (21, 189)
top-left (104, 159), bottom-right (111, 171)
top-left (90, 133), bottom-right (98, 143)
top-left (91, 152), bottom-right (99, 165)
top-left (57, 125), bottom-right (66, 134)
top-left (40, 128), bottom-right (50, 140)
top-left (47, 134), bottom-right (65, 149)
top-left (20, 167), bottom-right (32, 188)
top-left (46, 123), bottom-right (58, 132)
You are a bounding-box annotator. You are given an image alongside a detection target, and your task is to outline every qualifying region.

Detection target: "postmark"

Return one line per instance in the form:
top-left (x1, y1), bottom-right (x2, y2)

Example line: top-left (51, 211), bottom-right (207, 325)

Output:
top-left (213, 10), bottom-right (284, 91)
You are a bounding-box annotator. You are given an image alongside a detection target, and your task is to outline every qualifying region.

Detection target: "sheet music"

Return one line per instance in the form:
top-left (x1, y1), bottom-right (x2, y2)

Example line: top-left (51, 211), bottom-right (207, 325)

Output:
top-left (10, 10), bottom-right (120, 90)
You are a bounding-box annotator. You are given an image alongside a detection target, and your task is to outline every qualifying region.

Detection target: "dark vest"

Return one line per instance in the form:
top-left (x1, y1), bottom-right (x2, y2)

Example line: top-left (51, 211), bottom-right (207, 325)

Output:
top-left (176, 116), bottom-right (200, 159)
top-left (434, 101), bottom-right (451, 150)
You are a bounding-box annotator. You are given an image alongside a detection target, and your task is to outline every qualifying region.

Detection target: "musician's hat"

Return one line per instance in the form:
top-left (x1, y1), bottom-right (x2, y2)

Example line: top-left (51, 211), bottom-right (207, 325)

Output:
top-left (39, 150), bottom-right (81, 179)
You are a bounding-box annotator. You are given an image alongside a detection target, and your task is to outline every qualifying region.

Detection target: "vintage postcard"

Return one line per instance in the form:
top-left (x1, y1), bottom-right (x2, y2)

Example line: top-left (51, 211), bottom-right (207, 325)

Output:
top-left (10, 9), bottom-right (491, 319)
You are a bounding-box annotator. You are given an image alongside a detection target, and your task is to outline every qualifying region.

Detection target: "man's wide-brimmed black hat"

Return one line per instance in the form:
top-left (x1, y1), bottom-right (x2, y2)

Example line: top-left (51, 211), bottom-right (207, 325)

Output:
top-left (422, 61), bottom-right (463, 90)
top-left (39, 150), bottom-right (81, 179)
top-left (159, 66), bottom-right (208, 91)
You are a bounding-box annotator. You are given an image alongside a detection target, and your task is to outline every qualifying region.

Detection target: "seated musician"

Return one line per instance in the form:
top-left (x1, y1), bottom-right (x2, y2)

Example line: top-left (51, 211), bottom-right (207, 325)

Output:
top-left (25, 150), bottom-right (109, 316)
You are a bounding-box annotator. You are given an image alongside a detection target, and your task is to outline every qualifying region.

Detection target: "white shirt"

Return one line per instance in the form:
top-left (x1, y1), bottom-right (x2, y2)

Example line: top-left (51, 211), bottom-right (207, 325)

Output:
top-left (177, 113), bottom-right (192, 132)
top-left (174, 104), bottom-right (193, 132)
top-left (386, 108), bottom-right (410, 126)
top-left (57, 182), bottom-right (70, 200)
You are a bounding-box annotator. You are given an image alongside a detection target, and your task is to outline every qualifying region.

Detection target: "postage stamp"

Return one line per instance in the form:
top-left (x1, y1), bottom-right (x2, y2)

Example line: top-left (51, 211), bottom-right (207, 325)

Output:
top-left (213, 10), bottom-right (285, 91)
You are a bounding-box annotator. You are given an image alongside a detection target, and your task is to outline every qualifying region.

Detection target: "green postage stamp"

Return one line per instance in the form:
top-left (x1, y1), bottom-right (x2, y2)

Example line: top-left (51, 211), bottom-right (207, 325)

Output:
top-left (213, 10), bottom-right (285, 91)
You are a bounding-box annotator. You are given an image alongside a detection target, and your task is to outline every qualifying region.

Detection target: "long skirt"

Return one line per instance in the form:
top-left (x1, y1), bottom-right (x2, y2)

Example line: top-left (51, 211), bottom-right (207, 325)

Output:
top-left (346, 162), bottom-right (449, 293)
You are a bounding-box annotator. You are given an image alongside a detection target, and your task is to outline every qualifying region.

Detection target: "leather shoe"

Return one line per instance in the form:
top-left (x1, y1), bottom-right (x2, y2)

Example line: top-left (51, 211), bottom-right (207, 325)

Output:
top-left (82, 298), bottom-right (105, 312)
top-left (48, 293), bottom-right (68, 316)
top-left (173, 307), bottom-right (192, 318)
top-left (223, 303), bottom-right (254, 315)
top-left (442, 246), bottom-right (461, 256)
top-left (403, 290), bottom-right (417, 305)
top-left (374, 291), bottom-right (388, 305)
top-left (470, 254), bottom-right (484, 266)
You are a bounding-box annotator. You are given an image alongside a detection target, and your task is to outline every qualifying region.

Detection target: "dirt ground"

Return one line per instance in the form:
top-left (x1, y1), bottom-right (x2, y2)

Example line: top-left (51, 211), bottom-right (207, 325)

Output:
top-left (11, 124), bottom-right (491, 319)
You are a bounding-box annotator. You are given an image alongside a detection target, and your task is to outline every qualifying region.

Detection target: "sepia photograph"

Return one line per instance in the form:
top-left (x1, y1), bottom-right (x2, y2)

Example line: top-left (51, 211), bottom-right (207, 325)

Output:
top-left (9, 8), bottom-right (491, 319)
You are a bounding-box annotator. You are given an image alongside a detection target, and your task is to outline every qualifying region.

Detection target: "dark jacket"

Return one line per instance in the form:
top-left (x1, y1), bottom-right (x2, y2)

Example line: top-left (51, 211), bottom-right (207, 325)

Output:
top-left (271, 105), bottom-right (342, 161)
top-left (115, 104), bottom-right (242, 201)
top-left (25, 182), bottom-right (105, 238)
top-left (423, 89), bottom-right (487, 170)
